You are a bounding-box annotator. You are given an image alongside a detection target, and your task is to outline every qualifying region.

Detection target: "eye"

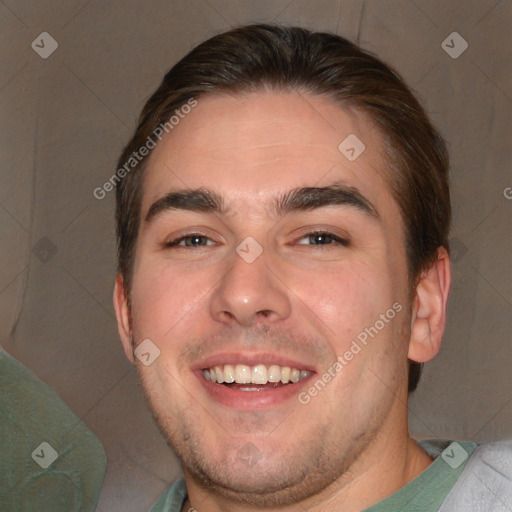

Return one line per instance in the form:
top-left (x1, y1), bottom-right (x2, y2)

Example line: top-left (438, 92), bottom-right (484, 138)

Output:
top-left (296, 231), bottom-right (349, 247)
top-left (164, 233), bottom-right (215, 248)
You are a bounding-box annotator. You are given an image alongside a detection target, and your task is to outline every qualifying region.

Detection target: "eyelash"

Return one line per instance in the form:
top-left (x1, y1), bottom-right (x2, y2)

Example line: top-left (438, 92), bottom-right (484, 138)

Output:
top-left (296, 230), bottom-right (349, 247)
top-left (163, 230), bottom-right (349, 249)
top-left (164, 232), bottom-right (214, 248)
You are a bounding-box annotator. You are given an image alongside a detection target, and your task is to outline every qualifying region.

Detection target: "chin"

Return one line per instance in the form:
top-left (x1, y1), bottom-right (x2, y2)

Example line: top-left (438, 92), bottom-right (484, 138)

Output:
top-left (175, 431), bottom-right (356, 507)
top-left (185, 456), bottom-right (315, 506)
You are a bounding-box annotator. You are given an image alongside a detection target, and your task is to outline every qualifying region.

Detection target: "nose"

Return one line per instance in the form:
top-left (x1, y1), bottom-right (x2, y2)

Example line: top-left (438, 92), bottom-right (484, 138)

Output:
top-left (209, 244), bottom-right (292, 327)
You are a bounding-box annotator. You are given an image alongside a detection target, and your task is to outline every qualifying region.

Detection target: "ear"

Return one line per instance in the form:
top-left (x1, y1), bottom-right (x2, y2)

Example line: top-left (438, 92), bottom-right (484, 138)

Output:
top-left (408, 247), bottom-right (451, 363)
top-left (113, 273), bottom-right (135, 363)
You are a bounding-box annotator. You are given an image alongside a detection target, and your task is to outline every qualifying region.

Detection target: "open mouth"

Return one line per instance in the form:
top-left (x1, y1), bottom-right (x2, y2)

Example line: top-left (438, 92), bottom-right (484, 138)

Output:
top-left (202, 364), bottom-right (312, 391)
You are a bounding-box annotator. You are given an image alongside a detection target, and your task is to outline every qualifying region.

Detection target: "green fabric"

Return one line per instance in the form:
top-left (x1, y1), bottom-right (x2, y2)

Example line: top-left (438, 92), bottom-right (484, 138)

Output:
top-left (150, 478), bottom-right (188, 512)
top-left (149, 440), bottom-right (477, 512)
top-left (0, 349), bottom-right (107, 511)
top-left (365, 440), bottom-right (477, 511)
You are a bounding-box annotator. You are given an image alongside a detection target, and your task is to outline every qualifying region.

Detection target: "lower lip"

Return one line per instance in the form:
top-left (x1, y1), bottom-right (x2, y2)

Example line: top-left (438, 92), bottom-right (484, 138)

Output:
top-left (195, 371), bottom-right (314, 410)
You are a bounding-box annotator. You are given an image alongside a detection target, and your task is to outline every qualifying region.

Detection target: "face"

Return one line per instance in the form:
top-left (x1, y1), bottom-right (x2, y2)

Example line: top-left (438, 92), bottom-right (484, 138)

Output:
top-left (118, 91), bottom-right (415, 505)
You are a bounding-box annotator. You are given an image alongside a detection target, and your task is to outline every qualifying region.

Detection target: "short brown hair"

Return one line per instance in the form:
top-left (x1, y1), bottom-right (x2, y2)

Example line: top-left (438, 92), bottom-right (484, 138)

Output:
top-left (115, 24), bottom-right (451, 392)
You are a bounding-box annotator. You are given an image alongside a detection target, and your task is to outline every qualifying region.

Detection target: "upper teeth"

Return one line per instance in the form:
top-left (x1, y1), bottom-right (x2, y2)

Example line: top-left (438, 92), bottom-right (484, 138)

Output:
top-left (203, 364), bottom-right (311, 385)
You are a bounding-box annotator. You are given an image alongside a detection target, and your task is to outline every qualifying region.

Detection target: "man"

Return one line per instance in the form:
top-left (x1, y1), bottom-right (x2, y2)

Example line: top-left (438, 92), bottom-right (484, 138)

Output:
top-left (113, 24), bottom-right (511, 511)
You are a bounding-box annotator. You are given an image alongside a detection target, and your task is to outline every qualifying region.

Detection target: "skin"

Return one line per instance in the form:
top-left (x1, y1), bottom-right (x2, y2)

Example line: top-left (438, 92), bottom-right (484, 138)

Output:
top-left (114, 91), bottom-right (451, 512)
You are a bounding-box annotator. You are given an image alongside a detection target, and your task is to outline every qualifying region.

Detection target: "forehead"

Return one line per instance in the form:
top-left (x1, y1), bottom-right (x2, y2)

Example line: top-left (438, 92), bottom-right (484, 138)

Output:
top-left (141, 91), bottom-right (397, 220)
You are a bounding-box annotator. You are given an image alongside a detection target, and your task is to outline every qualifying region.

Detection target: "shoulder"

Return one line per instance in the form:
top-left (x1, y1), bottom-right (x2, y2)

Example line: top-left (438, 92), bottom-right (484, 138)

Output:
top-left (439, 440), bottom-right (512, 511)
top-left (469, 440), bottom-right (512, 480)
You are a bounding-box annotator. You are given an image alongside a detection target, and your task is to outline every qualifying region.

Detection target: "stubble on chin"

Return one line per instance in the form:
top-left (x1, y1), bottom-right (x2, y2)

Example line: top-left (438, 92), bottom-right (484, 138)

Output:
top-left (140, 373), bottom-right (381, 509)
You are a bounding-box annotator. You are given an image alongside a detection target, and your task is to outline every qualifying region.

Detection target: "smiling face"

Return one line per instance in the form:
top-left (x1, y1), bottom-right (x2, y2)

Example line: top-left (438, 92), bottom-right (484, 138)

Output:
top-left (115, 91), bottom-right (420, 505)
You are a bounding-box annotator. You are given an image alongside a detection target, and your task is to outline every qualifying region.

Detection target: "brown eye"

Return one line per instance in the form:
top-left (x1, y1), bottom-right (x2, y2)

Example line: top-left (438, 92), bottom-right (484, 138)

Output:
top-left (183, 236), bottom-right (208, 246)
top-left (297, 231), bottom-right (349, 247)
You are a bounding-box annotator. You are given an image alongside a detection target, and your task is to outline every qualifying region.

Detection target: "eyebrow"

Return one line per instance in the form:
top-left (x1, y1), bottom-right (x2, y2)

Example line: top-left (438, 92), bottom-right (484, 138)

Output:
top-left (144, 182), bottom-right (379, 224)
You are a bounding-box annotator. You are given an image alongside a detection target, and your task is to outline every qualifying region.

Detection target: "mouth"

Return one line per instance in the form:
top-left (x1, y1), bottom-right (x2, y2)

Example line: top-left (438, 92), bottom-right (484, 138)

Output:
top-left (202, 364), bottom-right (312, 391)
top-left (195, 357), bottom-right (315, 410)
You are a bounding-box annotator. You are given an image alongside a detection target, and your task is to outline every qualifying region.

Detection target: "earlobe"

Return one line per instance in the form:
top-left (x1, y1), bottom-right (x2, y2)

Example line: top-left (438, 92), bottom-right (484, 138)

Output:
top-left (113, 274), bottom-right (135, 363)
top-left (408, 247), bottom-right (451, 363)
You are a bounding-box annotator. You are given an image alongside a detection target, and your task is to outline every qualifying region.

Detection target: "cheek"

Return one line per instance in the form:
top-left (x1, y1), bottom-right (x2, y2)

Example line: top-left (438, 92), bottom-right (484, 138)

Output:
top-left (292, 259), bottom-right (396, 347)
top-left (129, 260), bottom-right (211, 340)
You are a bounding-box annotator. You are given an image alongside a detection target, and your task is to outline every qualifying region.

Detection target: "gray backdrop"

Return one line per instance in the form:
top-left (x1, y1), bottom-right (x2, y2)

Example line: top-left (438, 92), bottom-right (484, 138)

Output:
top-left (1, 1), bottom-right (511, 510)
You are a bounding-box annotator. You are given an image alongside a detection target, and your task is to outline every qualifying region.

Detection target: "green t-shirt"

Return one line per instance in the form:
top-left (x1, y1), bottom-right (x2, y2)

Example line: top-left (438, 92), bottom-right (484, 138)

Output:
top-left (150, 440), bottom-right (477, 512)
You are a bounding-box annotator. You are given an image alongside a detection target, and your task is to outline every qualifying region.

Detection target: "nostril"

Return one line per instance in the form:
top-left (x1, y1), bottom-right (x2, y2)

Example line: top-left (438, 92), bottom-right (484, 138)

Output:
top-left (220, 311), bottom-right (235, 321)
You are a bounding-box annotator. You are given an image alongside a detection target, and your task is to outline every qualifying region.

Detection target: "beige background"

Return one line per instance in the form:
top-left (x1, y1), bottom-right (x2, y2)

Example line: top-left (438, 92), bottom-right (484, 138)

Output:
top-left (1, 1), bottom-right (511, 510)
